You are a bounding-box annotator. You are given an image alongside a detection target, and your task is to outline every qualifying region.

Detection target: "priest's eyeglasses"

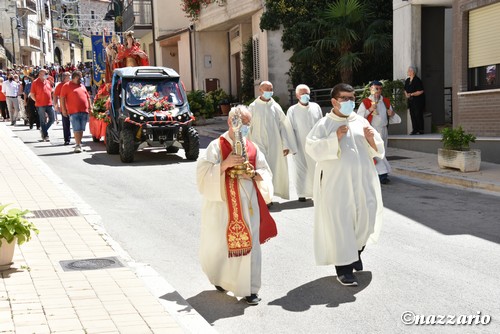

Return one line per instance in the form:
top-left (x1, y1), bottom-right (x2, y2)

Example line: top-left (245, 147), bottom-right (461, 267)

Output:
top-left (337, 96), bottom-right (356, 102)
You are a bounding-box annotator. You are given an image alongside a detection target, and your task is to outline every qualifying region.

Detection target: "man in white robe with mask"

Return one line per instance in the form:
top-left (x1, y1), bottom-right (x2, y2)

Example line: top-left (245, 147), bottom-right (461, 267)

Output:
top-left (287, 84), bottom-right (323, 202)
top-left (197, 106), bottom-right (277, 305)
top-left (305, 83), bottom-right (384, 287)
top-left (248, 81), bottom-right (297, 201)
top-left (357, 80), bottom-right (401, 184)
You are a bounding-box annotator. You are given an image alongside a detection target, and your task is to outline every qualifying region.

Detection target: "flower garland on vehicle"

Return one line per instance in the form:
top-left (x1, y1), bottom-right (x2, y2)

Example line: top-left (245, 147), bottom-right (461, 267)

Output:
top-left (92, 83), bottom-right (111, 123)
top-left (141, 92), bottom-right (175, 114)
top-left (181, 0), bottom-right (226, 21)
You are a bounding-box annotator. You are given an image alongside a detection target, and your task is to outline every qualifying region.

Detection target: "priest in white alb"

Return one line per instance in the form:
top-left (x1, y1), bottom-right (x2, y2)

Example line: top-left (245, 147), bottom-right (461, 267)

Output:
top-left (287, 84), bottom-right (323, 202)
top-left (197, 105), bottom-right (277, 305)
top-left (305, 83), bottom-right (384, 287)
top-left (248, 81), bottom-right (298, 201)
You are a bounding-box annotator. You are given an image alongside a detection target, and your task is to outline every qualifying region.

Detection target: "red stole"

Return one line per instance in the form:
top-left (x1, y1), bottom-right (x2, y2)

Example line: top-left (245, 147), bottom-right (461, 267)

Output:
top-left (220, 137), bottom-right (277, 258)
top-left (362, 97), bottom-right (391, 124)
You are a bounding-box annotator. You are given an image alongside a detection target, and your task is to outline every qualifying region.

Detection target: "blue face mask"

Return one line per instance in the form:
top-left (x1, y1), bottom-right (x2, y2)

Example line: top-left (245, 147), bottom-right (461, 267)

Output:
top-left (262, 91), bottom-right (273, 100)
top-left (240, 124), bottom-right (250, 137)
top-left (339, 100), bottom-right (355, 116)
top-left (300, 94), bottom-right (310, 104)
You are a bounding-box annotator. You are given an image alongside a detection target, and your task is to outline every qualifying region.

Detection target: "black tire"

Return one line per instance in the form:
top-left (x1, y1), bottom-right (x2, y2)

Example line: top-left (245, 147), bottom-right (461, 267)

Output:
top-left (182, 126), bottom-right (200, 161)
top-left (166, 146), bottom-right (179, 153)
top-left (119, 128), bottom-right (137, 163)
top-left (92, 136), bottom-right (100, 143)
top-left (105, 125), bottom-right (119, 154)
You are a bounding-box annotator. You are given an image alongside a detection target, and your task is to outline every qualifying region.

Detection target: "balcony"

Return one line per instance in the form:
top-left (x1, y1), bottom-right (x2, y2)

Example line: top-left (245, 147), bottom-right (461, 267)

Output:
top-left (196, 0), bottom-right (262, 31)
top-left (19, 30), bottom-right (41, 52)
top-left (122, 0), bottom-right (152, 37)
top-left (16, 0), bottom-right (37, 15)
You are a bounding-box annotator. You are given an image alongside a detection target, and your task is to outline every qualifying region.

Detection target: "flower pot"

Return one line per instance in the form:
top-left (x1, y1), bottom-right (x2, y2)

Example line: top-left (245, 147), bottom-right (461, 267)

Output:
top-left (220, 104), bottom-right (231, 116)
top-left (0, 237), bottom-right (16, 271)
top-left (438, 148), bottom-right (481, 172)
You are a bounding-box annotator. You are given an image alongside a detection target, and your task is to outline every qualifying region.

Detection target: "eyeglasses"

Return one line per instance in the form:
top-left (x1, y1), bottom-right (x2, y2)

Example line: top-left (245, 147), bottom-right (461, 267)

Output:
top-left (337, 96), bottom-right (355, 102)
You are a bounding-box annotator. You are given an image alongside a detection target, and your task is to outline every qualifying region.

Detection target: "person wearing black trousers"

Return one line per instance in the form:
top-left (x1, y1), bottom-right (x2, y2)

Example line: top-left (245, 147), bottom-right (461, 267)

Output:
top-left (22, 76), bottom-right (40, 130)
top-left (404, 66), bottom-right (425, 135)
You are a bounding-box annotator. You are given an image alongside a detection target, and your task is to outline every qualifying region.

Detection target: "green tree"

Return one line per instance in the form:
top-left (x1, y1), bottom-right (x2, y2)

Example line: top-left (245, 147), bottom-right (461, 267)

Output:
top-left (260, 0), bottom-right (392, 88)
top-left (240, 37), bottom-right (255, 104)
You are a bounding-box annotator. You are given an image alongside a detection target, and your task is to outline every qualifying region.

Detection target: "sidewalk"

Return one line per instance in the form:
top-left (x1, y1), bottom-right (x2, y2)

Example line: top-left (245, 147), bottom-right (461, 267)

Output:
top-left (0, 123), bottom-right (215, 334)
top-left (196, 116), bottom-right (500, 196)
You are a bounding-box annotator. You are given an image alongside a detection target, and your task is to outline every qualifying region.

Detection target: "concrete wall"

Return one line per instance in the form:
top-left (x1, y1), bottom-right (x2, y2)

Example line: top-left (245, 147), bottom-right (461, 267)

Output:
top-left (193, 31), bottom-right (230, 93)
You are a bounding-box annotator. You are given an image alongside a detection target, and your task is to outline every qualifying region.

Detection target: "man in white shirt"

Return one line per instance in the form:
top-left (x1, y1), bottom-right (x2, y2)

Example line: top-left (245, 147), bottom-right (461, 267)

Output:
top-left (2, 74), bottom-right (21, 126)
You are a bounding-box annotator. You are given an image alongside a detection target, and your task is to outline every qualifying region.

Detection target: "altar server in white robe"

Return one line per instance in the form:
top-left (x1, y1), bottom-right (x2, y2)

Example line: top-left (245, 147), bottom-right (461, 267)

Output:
top-left (287, 84), bottom-right (323, 202)
top-left (197, 106), bottom-right (277, 305)
top-left (357, 80), bottom-right (401, 184)
top-left (248, 81), bottom-right (298, 200)
top-left (305, 83), bottom-right (385, 287)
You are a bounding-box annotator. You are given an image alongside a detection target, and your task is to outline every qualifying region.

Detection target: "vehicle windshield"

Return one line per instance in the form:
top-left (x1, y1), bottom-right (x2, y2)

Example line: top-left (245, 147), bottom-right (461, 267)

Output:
top-left (125, 79), bottom-right (184, 107)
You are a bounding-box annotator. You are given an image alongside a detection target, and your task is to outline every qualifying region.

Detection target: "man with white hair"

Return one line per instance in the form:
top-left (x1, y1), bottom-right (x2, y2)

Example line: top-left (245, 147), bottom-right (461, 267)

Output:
top-left (248, 81), bottom-right (297, 201)
top-left (287, 84), bottom-right (323, 201)
top-left (197, 105), bottom-right (277, 305)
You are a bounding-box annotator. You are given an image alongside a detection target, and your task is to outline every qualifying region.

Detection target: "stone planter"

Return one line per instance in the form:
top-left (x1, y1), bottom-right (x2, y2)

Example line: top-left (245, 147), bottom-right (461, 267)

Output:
top-left (438, 148), bottom-right (481, 172)
top-left (0, 238), bottom-right (16, 271)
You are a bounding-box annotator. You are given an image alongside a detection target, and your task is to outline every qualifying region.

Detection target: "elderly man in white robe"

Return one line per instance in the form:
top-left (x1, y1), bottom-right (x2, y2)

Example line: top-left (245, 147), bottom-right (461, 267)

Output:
top-left (287, 84), bottom-right (323, 202)
top-left (357, 80), bottom-right (401, 184)
top-left (248, 81), bottom-right (298, 201)
top-left (197, 105), bottom-right (277, 305)
top-left (305, 83), bottom-right (384, 287)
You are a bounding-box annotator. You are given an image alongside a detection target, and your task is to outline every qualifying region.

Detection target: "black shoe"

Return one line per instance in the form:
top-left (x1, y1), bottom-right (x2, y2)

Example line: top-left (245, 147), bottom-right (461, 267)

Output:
top-left (337, 274), bottom-right (358, 286)
top-left (409, 131), bottom-right (417, 135)
top-left (416, 131), bottom-right (424, 135)
top-left (298, 197), bottom-right (306, 202)
top-left (245, 294), bottom-right (261, 305)
top-left (64, 141), bottom-right (70, 145)
top-left (352, 259), bottom-right (363, 272)
top-left (267, 202), bottom-right (273, 208)
top-left (215, 285), bottom-right (226, 292)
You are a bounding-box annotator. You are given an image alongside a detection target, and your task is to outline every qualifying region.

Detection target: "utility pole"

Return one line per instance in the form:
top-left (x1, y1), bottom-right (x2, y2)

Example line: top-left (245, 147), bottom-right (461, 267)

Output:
top-left (10, 17), bottom-right (16, 65)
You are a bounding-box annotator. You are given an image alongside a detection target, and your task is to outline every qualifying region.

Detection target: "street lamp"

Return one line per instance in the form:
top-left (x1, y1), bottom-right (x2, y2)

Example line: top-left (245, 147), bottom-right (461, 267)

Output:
top-left (10, 16), bottom-right (22, 65)
top-left (103, 0), bottom-right (123, 33)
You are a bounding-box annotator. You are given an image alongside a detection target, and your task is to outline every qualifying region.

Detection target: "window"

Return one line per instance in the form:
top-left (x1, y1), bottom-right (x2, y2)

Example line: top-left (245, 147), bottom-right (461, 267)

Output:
top-left (252, 37), bottom-right (260, 82)
top-left (86, 50), bottom-right (92, 59)
top-left (469, 64), bottom-right (498, 90)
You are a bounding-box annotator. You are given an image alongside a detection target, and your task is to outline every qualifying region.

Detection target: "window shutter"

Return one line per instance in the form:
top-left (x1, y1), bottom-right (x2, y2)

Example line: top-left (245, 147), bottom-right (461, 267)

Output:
top-left (252, 37), bottom-right (260, 81)
top-left (468, 2), bottom-right (500, 68)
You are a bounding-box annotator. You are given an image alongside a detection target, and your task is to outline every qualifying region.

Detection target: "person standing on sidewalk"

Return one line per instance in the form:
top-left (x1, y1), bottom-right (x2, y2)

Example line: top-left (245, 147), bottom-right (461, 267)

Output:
top-left (29, 68), bottom-right (55, 141)
top-left (0, 77), bottom-right (8, 121)
top-left (53, 72), bottom-right (72, 145)
top-left (286, 84), bottom-right (323, 202)
top-left (248, 81), bottom-right (297, 201)
top-left (305, 83), bottom-right (384, 287)
top-left (2, 74), bottom-right (20, 126)
top-left (23, 76), bottom-right (39, 130)
top-left (357, 80), bottom-right (401, 184)
top-left (197, 106), bottom-right (277, 305)
top-left (60, 71), bottom-right (91, 153)
top-left (404, 66), bottom-right (425, 135)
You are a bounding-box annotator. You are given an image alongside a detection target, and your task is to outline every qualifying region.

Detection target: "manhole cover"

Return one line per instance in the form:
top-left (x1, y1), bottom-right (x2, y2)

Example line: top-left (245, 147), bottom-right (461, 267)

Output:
top-left (60, 257), bottom-right (124, 271)
top-left (28, 208), bottom-right (80, 218)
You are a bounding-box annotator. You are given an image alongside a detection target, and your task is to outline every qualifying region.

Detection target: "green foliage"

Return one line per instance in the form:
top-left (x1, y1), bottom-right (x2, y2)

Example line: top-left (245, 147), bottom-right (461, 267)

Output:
top-left (358, 79), bottom-right (407, 114)
top-left (441, 126), bottom-right (476, 151)
top-left (187, 90), bottom-right (215, 118)
top-left (181, 0), bottom-right (226, 21)
top-left (241, 37), bottom-right (255, 103)
top-left (0, 204), bottom-right (39, 246)
top-left (260, 0), bottom-right (392, 88)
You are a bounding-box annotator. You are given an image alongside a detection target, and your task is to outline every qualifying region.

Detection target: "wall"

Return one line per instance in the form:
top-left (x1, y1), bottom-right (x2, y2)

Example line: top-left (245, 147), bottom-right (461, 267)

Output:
top-left (193, 31), bottom-right (229, 93)
top-left (453, 0), bottom-right (500, 136)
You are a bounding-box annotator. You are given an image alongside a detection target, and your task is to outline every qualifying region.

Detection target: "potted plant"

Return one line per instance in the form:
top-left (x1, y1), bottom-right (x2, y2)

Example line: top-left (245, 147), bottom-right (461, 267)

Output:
top-left (438, 126), bottom-right (481, 172)
top-left (0, 204), bottom-right (39, 270)
top-left (207, 88), bottom-right (231, 115)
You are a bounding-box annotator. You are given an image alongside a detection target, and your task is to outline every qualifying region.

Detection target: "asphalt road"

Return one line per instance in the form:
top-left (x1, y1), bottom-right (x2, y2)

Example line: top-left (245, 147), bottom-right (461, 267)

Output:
top-left (12, 123), bottom-right (500, 333)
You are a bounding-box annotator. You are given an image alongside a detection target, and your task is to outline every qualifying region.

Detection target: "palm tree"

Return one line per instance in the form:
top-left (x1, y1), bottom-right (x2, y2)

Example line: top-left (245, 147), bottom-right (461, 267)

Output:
top-left (294, 0), bottom-right (391, 84)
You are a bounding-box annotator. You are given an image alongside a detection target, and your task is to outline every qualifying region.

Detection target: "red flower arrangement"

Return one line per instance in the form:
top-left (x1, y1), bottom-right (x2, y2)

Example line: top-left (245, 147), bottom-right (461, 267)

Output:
top-left (140, 92), bottom-right (175, 113)
top-left (181, 0), bottom-right (225, 21)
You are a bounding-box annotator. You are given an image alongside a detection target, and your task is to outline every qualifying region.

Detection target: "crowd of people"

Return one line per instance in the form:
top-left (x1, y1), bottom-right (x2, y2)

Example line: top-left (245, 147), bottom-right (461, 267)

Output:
top-left (196, 70), bottom-right (423, 305)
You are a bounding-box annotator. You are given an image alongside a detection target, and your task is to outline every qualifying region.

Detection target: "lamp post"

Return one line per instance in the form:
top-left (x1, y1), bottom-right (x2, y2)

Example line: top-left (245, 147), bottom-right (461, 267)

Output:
top-left (103, 0), bottom-right (123, 33)
top-left (9, 17), bottom-right (22, 65)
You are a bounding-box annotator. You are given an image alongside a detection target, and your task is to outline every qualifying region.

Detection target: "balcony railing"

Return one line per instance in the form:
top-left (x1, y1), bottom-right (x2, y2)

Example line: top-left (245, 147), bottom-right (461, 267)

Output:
top-left (16, 0), bottom-right (37, 15)
top-left (122, 0), bottom-right (152, 32)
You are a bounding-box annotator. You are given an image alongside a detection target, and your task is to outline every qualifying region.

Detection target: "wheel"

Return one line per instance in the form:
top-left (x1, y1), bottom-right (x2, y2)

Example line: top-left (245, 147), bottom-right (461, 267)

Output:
top-left (119, 128), bottom-right (137, 163)
top-left (92, 136), bottom-right (100, 143)
top-left (182, 126), bottom-right (200, 161)
top-left (105, 125), bottom-right (119, 154)
top-left (166, 146), bottom-right (179, 153)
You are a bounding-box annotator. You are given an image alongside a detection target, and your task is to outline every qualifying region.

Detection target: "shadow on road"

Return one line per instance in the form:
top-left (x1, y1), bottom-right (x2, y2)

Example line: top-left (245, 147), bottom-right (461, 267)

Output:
top-left (383, 176), bottom-right (500, 244)
top-left (268, 273), bottom-right (372, 312)
top-left (268, 200), bottom-right (314, 212)
top-left (184, 290), bottom-right (251, 324)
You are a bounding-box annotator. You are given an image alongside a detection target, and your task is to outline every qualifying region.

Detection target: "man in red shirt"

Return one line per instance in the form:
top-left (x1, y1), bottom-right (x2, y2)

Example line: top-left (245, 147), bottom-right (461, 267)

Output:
top-left (29, 68), bottom-right (54, 141)
top-left (53, 72), bottom-right (71, 145)
top-left (60, 71), bottom-right (92, 153)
